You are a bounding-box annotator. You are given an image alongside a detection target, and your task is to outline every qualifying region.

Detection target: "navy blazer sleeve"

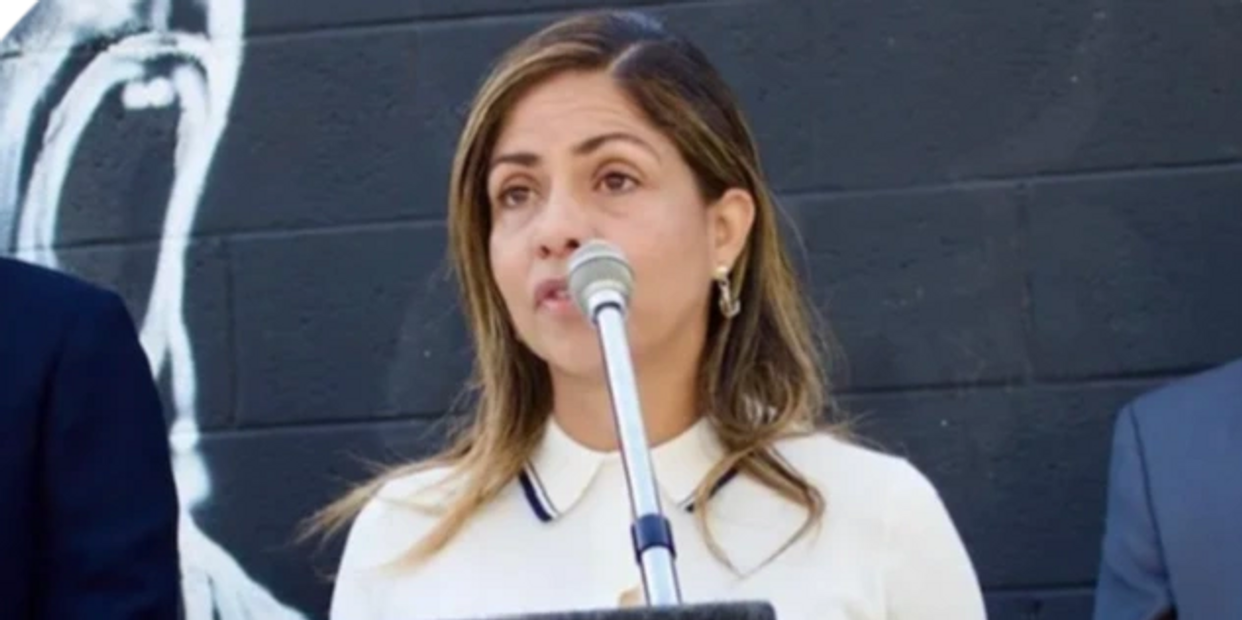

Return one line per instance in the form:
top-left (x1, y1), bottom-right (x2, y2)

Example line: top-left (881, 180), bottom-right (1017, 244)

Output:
top-left (37, 290), bottom-right (181, 619)
top-left (1092, 405), bottom-right (1174, 620)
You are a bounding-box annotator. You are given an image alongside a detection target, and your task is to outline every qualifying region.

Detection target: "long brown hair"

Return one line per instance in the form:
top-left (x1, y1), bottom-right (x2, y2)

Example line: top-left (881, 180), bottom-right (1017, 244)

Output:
top-left (308, 9), bottom-right (846, 573)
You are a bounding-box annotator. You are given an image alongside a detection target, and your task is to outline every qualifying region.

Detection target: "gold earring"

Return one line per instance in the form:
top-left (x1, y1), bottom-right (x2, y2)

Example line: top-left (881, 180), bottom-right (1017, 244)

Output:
top-left (715, 265), bottom-right (740, 319)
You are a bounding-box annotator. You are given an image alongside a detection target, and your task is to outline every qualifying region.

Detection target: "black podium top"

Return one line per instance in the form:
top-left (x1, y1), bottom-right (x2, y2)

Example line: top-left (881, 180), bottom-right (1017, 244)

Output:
top-left (483, 601), bottom-right (776, 620)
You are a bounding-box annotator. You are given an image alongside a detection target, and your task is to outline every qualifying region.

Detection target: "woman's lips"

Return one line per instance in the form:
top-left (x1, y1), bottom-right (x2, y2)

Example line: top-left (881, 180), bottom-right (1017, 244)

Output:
top-left (533, 277), bottom-right (577, 316)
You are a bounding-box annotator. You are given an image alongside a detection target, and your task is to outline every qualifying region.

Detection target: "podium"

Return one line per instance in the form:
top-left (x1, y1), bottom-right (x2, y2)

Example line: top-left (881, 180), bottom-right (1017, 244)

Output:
top-left (486, 602), bottom-right (777, 619)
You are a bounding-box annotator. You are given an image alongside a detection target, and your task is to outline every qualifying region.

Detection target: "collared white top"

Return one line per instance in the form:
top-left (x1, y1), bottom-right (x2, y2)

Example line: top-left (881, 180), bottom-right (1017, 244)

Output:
top-left (330, 418), bottom-right (987, 620)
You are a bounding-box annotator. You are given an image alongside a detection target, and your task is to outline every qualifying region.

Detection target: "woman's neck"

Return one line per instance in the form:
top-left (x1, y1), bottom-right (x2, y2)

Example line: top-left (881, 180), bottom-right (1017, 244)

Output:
top-left (549, 353), bottom-right (701, 452)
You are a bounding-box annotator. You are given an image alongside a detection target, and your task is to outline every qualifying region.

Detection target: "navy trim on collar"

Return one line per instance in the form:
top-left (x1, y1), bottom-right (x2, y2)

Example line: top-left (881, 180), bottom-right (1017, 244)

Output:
top-left (519, 464), bottom-right (740, 522)
top-left (518, 469), bottom-right (556, 523)
top-left (685, 466), bottom-right (740, 513)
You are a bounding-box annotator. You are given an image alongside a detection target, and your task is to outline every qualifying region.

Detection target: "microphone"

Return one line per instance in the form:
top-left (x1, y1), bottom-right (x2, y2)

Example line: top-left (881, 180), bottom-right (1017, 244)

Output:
top-left (568, 239), bottom-right (682, 607)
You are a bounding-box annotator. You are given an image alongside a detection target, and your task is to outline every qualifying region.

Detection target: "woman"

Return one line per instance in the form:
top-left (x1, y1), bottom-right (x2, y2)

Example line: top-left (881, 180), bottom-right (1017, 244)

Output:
top-left (318, 10), bottom-right (986, 620)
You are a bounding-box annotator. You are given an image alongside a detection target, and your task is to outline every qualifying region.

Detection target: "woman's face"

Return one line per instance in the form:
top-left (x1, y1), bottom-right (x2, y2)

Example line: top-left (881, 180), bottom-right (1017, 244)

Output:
top-left (486, 69), bottom-right (752, 380)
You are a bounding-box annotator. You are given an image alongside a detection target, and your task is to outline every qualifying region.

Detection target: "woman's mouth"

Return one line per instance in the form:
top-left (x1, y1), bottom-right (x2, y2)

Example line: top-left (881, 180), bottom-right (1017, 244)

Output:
top-left (534, 278), bottom-right (577, 315)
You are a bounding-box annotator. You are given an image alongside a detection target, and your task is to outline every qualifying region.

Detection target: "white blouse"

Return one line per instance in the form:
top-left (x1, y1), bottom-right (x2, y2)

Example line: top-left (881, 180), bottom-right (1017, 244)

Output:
top-left (330, 418), bottom-right (987, 620)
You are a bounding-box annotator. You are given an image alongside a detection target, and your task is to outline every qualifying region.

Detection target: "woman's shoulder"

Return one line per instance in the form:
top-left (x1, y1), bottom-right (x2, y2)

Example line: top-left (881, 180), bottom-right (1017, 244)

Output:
top-left (330, 464), bottom-right (468, 617)
top-left (771, 431), bottom-right (985, 617)
top-left (374, 464), bottom-right (460, 504)
top-left (771, 429), bottom-right (947, 520)
top-left (338, 465), bottom-right (460, 569)
top-left (775, 430), bottom-right (926, 484)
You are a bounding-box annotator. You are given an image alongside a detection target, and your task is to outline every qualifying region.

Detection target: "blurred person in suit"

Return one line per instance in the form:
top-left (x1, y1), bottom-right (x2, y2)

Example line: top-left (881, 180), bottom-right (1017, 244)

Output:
top-left (0, 257), bottom-right (181, 619)
top-left (1094, 356), bottom-right (1242, 620)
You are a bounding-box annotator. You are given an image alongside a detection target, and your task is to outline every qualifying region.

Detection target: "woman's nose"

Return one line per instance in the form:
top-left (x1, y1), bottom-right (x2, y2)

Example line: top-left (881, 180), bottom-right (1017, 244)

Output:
top-left (534, 192), bottom-right (591, 260)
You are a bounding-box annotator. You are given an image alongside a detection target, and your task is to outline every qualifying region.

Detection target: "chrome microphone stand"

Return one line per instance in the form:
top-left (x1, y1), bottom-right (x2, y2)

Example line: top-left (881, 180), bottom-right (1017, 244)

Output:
top-left (568, 240), bottom-right (682, 607)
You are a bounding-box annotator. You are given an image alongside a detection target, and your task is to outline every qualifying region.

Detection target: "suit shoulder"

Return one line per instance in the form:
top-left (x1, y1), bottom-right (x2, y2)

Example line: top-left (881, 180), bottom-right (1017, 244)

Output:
top-left (0, 259), bottom-right (133, 371)
top-left (1127, 358), bottom-right (1242, 429)
top-left (0, 258), bottom-right (120, 320)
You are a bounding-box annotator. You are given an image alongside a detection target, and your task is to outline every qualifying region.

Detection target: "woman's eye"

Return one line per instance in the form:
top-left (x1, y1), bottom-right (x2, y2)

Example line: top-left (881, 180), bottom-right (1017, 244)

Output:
top-left (599, 172), bottom-right (638, 193)
top-left (498, 186), bottom-right (533, 208)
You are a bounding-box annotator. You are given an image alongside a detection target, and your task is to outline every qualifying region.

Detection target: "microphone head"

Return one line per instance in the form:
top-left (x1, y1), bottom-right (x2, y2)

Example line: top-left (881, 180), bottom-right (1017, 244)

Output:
top-left (568, 239), bottom-right (634, 318)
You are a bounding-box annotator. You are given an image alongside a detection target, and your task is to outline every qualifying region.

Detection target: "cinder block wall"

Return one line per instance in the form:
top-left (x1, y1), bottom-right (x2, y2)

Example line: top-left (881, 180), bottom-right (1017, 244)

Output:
top-left (2, 1), bottom-right (1239, 618)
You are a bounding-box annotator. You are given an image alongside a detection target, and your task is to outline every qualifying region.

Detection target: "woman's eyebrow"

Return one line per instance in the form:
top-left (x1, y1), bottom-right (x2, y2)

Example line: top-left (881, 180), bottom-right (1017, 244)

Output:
top-left (490, 131), bottom-right (660, 172)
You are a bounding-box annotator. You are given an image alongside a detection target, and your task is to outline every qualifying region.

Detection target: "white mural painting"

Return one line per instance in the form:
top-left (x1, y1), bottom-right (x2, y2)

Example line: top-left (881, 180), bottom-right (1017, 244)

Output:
top-left (0, 1), bottom-right (308, 618)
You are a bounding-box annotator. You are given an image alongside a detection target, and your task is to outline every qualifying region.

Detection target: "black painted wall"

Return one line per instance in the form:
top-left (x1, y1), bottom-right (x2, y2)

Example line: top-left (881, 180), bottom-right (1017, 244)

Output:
top-left (2, 1), bottom-right (1240, 618)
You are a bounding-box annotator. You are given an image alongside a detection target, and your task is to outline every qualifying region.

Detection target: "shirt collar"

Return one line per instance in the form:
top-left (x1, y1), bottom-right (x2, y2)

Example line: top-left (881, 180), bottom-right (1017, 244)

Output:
top-left (519, 416), bottom-right (732, 523)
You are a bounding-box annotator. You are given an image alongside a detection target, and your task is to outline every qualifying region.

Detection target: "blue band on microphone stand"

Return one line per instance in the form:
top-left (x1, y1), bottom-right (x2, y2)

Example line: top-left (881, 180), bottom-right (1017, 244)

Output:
top-left (630, 513), bottom-right (676, 564)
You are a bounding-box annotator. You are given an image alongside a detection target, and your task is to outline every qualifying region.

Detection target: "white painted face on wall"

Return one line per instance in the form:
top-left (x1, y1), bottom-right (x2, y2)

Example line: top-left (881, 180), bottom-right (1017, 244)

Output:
top-left (485, 69), bottom-right (750, 381)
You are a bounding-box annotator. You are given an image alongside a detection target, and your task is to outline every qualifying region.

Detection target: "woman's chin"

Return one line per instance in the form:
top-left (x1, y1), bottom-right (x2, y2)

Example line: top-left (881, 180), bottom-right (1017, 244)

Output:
top-left (525, 319), bottom-right (659, 382)
top-left (537, 340), bottom-right (607, 381)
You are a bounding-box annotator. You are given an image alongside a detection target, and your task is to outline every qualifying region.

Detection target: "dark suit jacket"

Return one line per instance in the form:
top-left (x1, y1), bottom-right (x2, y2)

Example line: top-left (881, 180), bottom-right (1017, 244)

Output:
top-left (1093, 357), bottom-right (1242, 620)
top-left (0, 257), bottom-right (181, 619)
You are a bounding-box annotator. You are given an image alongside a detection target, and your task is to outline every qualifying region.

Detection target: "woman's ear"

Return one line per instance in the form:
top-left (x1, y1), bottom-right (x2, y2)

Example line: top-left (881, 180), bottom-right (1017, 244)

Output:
top-left (709, 188), bottom-right (757, 269)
